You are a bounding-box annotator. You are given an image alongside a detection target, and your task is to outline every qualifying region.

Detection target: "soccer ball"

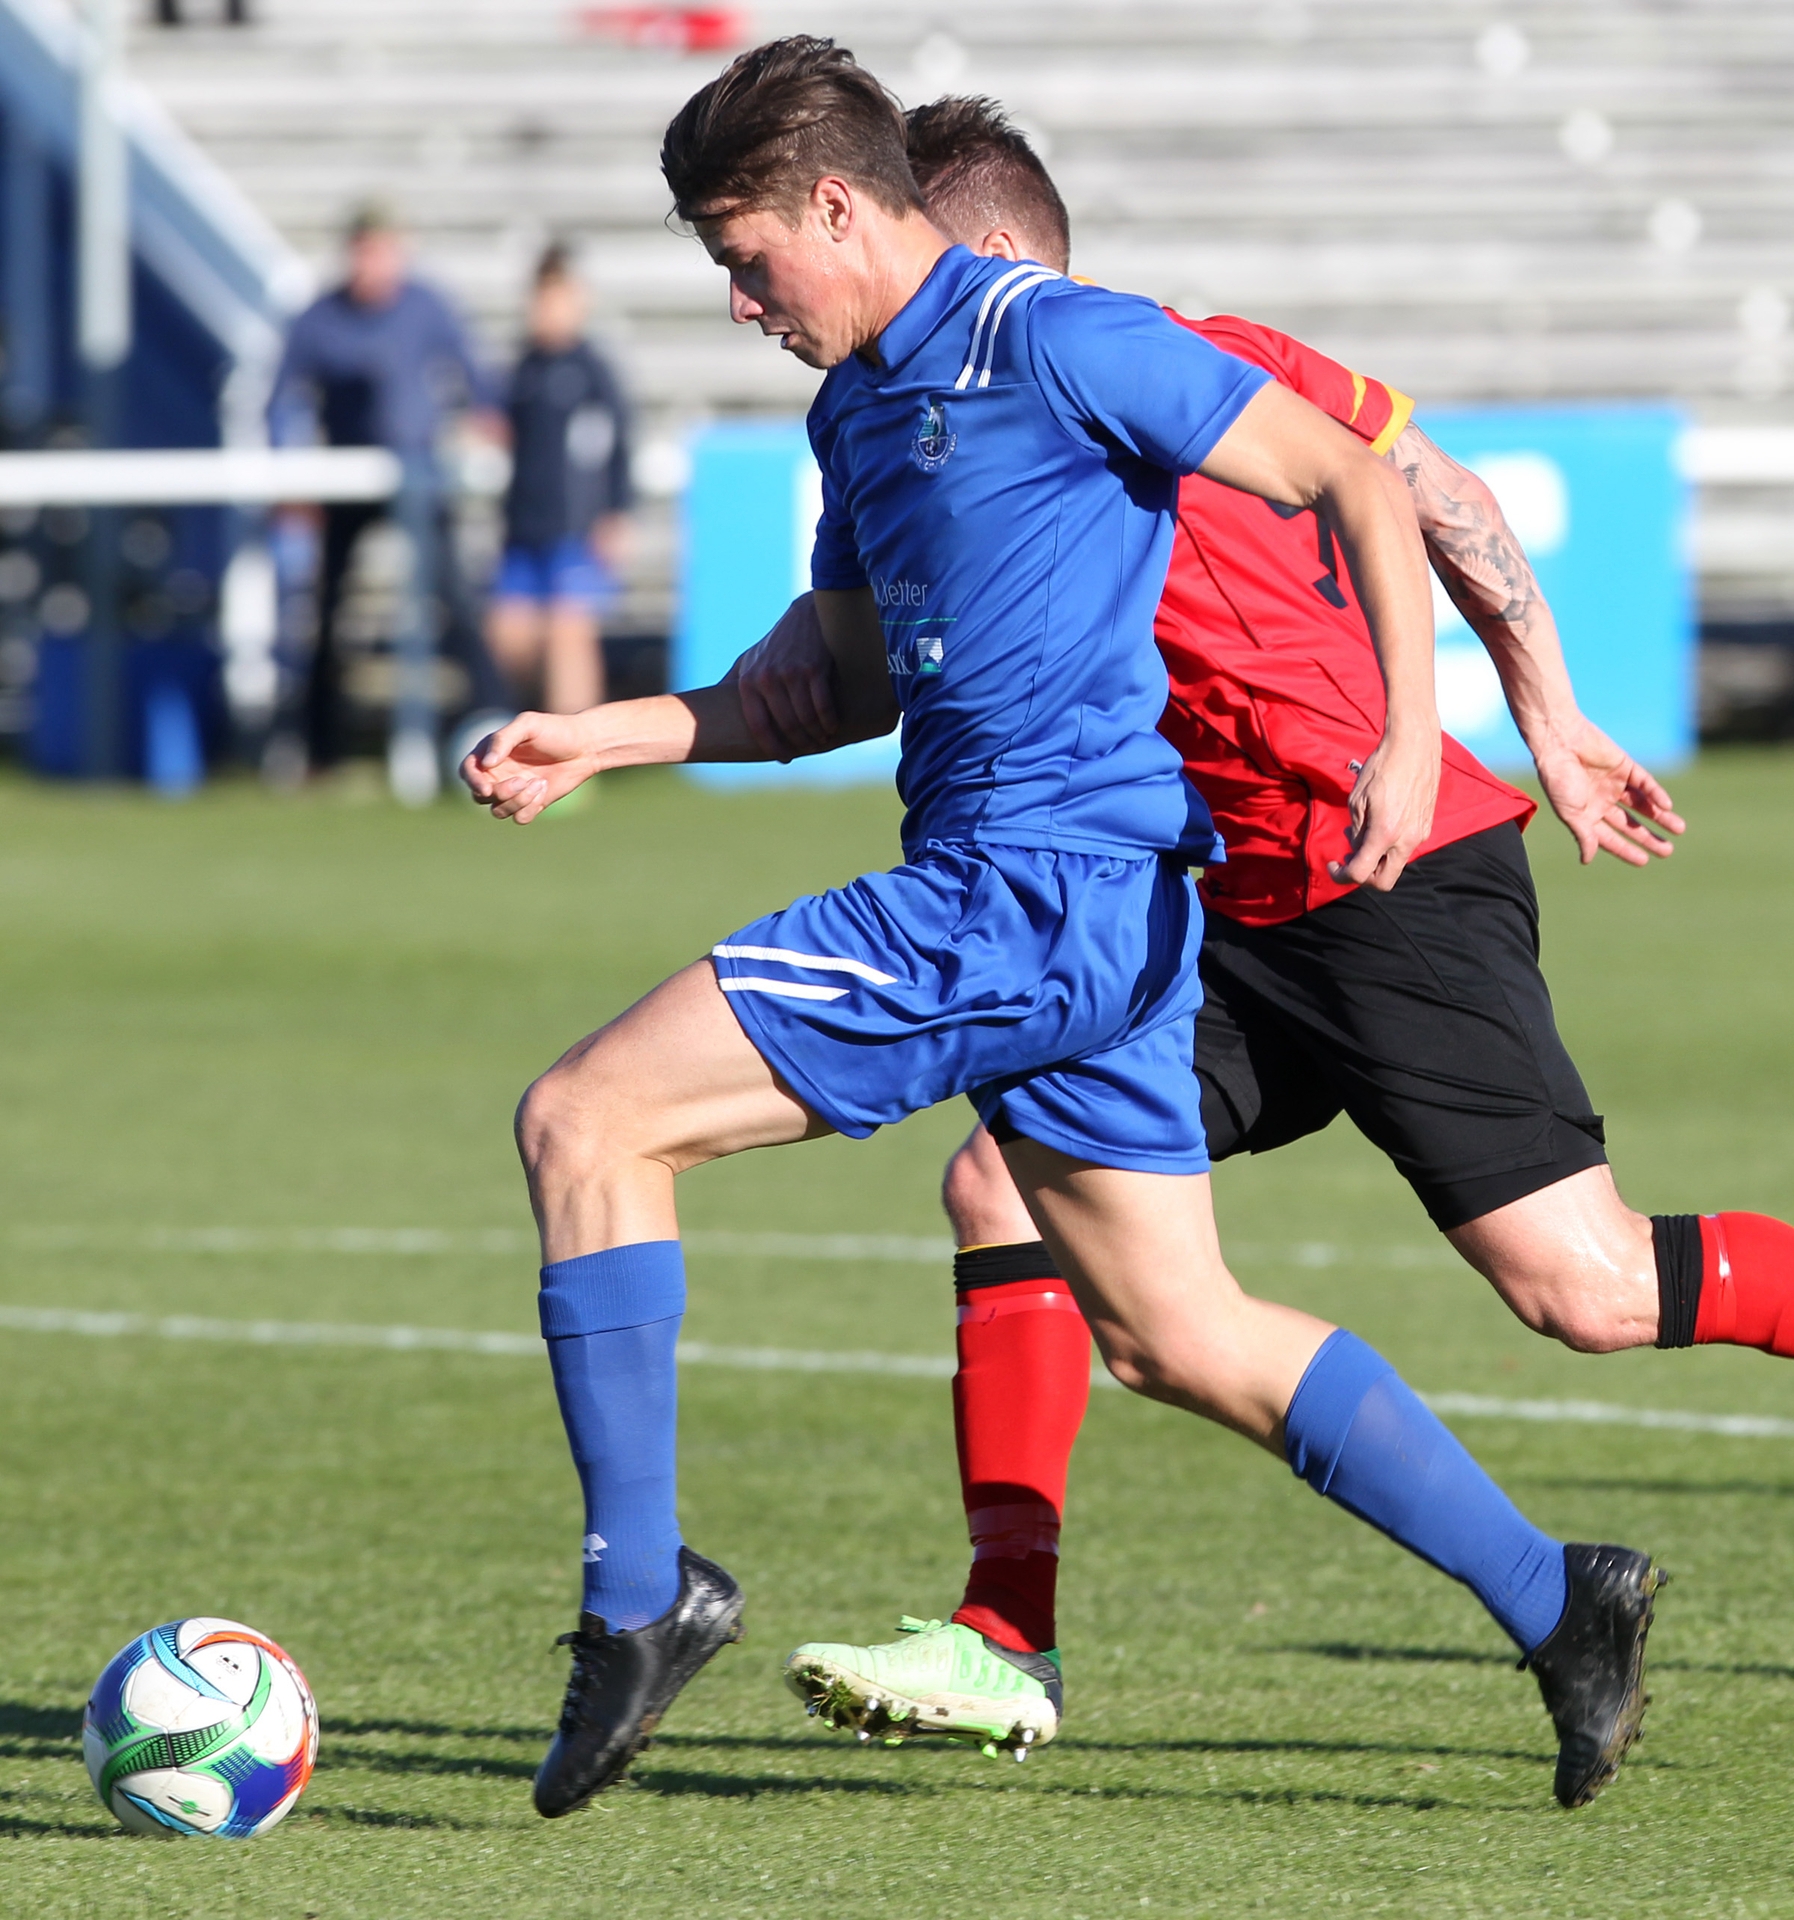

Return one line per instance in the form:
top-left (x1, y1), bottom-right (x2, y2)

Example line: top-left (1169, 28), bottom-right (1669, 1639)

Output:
top-left (82, 1618), bottom-right (318, 1838)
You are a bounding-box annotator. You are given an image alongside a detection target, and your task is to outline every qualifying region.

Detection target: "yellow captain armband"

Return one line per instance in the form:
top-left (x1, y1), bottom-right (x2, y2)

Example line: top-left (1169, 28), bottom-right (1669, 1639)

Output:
top-left (1369, 386), bottom-right (1415, 457)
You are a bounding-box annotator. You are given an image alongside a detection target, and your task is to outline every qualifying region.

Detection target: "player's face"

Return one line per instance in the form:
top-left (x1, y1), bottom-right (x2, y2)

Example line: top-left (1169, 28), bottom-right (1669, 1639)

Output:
top-left (697, 202), bottom-right (858, 370)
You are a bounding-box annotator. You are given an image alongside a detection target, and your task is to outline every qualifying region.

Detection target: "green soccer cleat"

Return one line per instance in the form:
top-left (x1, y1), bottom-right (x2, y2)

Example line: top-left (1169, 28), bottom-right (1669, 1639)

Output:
top-left (784, 1616), bottom-right (1062, 1759)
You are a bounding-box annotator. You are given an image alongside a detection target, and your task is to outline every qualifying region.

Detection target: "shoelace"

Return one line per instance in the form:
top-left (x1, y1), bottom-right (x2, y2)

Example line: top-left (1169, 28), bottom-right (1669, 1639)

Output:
top-left (551, 1627), bottom-right (613, 1732)
top-left (896, 1616), bottom-right (945, 1635)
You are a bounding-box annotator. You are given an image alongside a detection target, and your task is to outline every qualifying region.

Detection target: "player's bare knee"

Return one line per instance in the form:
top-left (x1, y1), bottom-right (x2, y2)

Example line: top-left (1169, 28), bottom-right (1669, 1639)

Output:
top-left (515, 1061), bottom-right (627, 1185)
top-left (941, 1140), bottom-right (998, 1243)
top-left (1096, 1334), bottom-right (1213, 1413)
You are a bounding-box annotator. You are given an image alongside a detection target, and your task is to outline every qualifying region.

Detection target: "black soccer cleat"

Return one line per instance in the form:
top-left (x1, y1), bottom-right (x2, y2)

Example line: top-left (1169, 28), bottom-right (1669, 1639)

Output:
top-left (1524, 1542), bottom-right (1665, 1809)
top-left (533, 1546), bottom-right (744, 1817)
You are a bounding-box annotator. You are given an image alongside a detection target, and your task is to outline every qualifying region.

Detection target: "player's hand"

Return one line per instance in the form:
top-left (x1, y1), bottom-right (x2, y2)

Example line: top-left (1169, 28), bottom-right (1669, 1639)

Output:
top-left (1329, 726), bottom-right (1441, 891)
top-left (460, 711), bottom-right (601, 824)
top-left (730, 593), bottom-right (839, 760)
top-left (1532, 713), bottom-right (1684, 866)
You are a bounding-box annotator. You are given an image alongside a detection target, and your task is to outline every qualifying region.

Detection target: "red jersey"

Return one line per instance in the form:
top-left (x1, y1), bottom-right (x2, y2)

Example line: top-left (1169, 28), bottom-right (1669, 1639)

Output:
top-left (1157, 313), bottom-right (1533, 927)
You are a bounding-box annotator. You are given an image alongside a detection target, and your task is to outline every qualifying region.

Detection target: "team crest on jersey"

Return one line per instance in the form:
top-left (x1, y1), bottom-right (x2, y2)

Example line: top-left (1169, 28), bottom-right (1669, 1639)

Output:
top-left (885, 633), bottom-right (946, 681)
top-left (910, 399), bottom-right (956, 474)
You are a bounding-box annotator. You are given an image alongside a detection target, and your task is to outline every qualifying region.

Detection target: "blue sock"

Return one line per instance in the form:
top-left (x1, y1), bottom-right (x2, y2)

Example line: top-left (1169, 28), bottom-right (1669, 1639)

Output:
top-left (539, 1241), bottom-right (686, 1631)
top-left (1284, 1330), bottom-right (1568, 1653)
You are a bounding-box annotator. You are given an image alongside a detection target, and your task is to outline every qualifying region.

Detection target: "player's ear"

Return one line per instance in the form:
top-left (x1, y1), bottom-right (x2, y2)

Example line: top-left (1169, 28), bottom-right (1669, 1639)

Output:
top-left (975, 226), bottom-right (1026, 263)
top-left (811, 176), bottom-right (857, 242)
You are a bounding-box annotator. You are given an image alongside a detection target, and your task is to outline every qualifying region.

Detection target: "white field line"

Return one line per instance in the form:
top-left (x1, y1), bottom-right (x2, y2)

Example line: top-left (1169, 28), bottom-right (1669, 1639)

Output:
top-left (6, 1226), bottom-right (1455, 1270)
top-left (0, 1304), bottom-right (1789, 1438)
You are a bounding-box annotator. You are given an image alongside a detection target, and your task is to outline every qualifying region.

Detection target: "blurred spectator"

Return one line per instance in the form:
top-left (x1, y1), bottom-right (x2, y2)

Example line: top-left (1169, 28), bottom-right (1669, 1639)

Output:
top-left (486, 245), bottom-right (635, 715)
top-left (267, 205), bottom-right (509, 773)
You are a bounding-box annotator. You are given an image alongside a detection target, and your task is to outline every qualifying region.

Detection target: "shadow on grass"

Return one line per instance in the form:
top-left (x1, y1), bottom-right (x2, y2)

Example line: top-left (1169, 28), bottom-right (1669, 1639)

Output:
top-left (1516, 1477), bottom-right (1794, 1500)
top-left (1272, 1642), bottom-right (1513, 1669)
top-left (1057, 1733), bottom-right (1550, 1768)
top-left (630, 1767), bottom-right (916, 1799)
top-left (315, 1746), bottom-right (538, 1782)
top-left (1650, 1658), bottom-right (1794, 1683)
top-left (0, 1701), bottom-right (81, 1765)
top-left (627, 1766), bottom-right (1483, 1813)
top-left (324, 1717), bottom-right (549, 1743)
top-left (1283, 1632), bottom-right (1794, 1695)
top-left (0, 1812), bottom-right (118, 1840)
top-left (1198, 1786), bottom-right (1461, 1814)
top-left (302, 1803), bottom-right (497, 1832)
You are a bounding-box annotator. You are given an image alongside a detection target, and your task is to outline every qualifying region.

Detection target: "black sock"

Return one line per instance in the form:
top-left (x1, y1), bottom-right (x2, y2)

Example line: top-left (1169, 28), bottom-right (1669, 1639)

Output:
top-left (1651, 1213), bottom-right (1702, 1349)
top-left (953, 1241), bottom-right (1062, 1292)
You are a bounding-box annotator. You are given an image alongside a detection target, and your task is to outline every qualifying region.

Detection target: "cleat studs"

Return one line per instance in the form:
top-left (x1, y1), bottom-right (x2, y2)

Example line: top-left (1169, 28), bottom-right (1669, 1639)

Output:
top-left (1020, 1728), bottom-right (1036, 1744)
top-left (884, 1736), bottom-right (904, 1748)
top-left (805, 1702), bottom-right (820, 1717)
top-left (1015, 1746), bottom-right (1027, 1763)
top-left (980, 1742), bottom-right (999, 1759)
top-left (856, 1730), bottom-right (871, 1745)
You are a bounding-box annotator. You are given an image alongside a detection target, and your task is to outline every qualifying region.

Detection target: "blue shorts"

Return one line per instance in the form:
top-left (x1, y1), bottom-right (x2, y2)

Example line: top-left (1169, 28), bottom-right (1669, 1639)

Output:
top-left (711, 843), bottom-right (1210, 1176)
top-left (494, 537), bottom-right (617, 611)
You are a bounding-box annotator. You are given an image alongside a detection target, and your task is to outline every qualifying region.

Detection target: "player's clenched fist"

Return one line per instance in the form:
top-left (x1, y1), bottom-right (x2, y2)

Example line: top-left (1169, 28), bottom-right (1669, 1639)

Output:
top-left (461, 710), bottom-right (602, 823)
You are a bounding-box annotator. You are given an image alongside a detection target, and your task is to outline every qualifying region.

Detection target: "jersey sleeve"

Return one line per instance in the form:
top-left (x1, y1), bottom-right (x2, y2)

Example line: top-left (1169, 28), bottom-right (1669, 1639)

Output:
top-left (1188, 314), bottom-right (1413, 454)
top-left (1028, 287), bottom-right (1272, 476)
top-left (806, 427), bottom-right (867, 592)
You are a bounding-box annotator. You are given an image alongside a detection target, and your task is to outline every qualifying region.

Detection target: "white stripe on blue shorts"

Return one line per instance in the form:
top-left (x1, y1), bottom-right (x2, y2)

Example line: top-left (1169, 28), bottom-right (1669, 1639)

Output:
top-left (718, 977), bottom-right (849, 1002)
top-left (711, 944), bottom-right (898, 987)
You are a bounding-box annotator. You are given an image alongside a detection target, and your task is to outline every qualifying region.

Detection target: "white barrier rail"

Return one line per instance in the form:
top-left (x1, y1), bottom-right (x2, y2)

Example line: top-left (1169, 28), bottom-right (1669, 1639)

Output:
top-left (0, 445), bottom-right (401, 506)
top-left (1676, 429), bottom-right (1794, 486)
top-left (0, 431), bottom-right (1781, 510)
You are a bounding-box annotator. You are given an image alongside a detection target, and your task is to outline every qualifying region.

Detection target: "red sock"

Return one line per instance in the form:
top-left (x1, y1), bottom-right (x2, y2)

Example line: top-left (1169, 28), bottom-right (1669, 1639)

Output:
top-left (1693, 1213), bottom-right (1794, 1352)
top-left (948, 1258), bottom-right (1091, 1654)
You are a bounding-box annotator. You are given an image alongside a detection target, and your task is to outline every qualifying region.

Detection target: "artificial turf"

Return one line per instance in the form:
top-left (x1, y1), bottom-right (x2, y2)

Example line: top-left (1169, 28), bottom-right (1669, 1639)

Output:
top-left (2, 751), bottom-right (1793, 1917)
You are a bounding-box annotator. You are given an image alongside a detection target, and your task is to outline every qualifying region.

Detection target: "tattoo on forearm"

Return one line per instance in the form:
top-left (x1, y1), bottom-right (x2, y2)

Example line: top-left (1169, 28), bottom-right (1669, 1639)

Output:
top-left (1394, 433), bottom-right (1540, 632)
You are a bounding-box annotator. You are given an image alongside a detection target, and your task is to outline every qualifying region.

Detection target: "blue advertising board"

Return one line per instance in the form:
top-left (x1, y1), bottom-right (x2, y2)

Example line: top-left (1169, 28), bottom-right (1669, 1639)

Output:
top-left (675, 420), bottom-right (901, 790)
top-left (1418, 405), bottom-right (1692, 769)
top-left (677, 405), bottom-right (1694, 789)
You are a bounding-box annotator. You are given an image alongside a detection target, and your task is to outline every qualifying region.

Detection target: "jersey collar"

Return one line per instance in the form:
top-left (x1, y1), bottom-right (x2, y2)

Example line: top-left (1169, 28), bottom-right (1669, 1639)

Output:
top-left (865, 245), bottom-right (985, 383)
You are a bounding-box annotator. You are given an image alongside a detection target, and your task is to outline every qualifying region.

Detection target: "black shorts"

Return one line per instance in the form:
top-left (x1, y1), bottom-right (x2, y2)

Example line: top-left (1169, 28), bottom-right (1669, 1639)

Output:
top-left (1196, 820), bottom-right (1606, 1232)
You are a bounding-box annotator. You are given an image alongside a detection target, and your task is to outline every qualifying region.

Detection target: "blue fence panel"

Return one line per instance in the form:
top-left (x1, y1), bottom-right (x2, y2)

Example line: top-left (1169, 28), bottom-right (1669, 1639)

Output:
top-left (1419, 405), bottom-right (1693, 770)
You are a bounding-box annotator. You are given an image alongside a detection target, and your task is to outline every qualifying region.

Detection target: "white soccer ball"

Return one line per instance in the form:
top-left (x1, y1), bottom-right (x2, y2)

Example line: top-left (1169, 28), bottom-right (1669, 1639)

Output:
top-left (82, 1618), bottom-right (318, 1838)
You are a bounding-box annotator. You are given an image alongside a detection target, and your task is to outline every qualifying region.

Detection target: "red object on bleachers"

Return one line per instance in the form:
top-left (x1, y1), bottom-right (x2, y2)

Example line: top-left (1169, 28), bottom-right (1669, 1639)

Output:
top-left (574, 7), bottom-right (748, 53)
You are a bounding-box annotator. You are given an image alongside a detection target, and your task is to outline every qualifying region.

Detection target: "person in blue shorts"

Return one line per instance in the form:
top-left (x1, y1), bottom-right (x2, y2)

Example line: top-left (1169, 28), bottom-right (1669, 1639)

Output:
top-left (462, 37), bottom-right (1659, 1820)
top-left (487, 244), bottom-right (635, 716)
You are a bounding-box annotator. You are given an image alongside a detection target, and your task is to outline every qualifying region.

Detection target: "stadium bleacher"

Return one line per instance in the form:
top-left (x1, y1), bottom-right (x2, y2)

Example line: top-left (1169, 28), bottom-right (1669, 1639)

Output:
top-left (117, 0), bottom-right (1794, 645)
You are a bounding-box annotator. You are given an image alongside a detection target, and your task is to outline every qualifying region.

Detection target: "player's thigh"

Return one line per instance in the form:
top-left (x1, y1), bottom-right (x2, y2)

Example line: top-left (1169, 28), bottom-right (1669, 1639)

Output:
top-left (524, 958), bottom-right (830, 1173)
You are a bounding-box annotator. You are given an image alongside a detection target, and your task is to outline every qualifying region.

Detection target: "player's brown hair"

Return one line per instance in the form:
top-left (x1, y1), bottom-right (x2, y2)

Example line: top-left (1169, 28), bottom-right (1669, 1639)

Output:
top-left (905, 96), bottom-right (1071, 273)
top-left (661, 36), bottom-right (923, 225)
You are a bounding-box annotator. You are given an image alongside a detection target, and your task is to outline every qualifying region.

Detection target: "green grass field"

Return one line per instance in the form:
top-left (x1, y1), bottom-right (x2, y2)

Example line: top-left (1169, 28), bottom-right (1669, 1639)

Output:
top-left (4, 753), bottom-right (1794, 1918)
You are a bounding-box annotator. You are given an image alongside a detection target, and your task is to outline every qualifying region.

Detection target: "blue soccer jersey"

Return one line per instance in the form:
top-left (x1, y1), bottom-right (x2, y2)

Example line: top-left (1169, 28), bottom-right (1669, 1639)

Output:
top-left (807, 245), bottom-right (1270, 863)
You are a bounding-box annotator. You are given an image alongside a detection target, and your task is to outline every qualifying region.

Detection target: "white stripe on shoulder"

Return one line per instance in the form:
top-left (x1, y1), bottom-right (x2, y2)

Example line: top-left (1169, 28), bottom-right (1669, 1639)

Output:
top-left (718, 977), bottom-right (849, 1003)
top-left (712, 944), bottom-right (898, 986)
top-left (973, 269), bottom-right (1061, 389)
top-left (955, 263), bottom-right (1060, 392)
